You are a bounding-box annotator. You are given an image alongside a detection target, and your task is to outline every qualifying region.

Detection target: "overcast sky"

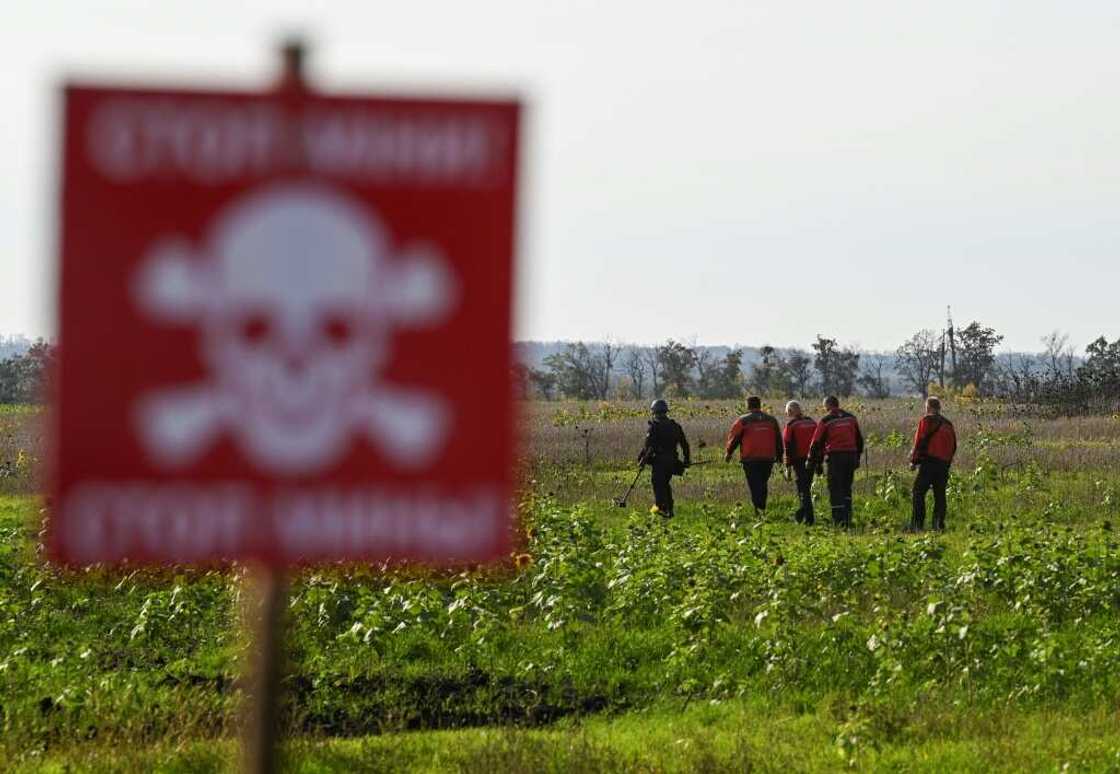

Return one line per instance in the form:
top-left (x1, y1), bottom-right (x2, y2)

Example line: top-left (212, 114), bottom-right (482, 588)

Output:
top-left (3, 1), bottom-right (1119, 352)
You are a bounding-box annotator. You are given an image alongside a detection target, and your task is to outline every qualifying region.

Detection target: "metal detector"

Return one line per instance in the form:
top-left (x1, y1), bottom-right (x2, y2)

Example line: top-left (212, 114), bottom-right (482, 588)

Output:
top-left (613, 464), bottom-right (645, 507)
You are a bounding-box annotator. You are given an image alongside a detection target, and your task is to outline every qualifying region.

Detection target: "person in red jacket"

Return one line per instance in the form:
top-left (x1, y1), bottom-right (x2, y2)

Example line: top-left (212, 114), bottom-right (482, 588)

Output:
top-left (783, 400), bottom-right (817, 525)
top-left (807, 395), bottom-right (864, 528)
top-left (908, 396), bottom-right (957, 531)
top-left (725, 396), bottom-right (783, 514)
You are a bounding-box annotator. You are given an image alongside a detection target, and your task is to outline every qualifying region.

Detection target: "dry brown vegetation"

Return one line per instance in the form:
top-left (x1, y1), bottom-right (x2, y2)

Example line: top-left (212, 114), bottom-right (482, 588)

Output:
top-left (520, 397), bottom-right (1120, 506)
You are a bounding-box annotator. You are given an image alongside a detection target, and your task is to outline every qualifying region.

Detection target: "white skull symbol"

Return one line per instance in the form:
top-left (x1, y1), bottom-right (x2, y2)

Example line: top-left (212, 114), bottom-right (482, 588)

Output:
top-left (132, 183), bottom-right (455, 474)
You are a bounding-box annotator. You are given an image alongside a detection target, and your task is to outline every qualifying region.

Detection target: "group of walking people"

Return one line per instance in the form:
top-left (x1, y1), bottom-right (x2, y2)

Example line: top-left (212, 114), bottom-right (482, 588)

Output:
top-left (639, 394), bottom-right (957, 530)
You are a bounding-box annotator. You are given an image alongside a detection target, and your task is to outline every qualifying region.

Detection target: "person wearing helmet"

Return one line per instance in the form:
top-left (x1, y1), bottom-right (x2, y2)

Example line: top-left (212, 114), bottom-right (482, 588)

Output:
top-left (639, 399), bottom-right (691, 517)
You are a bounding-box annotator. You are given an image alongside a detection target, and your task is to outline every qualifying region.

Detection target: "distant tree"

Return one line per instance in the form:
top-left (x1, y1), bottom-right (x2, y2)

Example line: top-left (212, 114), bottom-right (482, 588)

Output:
top-left (953, 321), bottom-right (1003, 393)
top-left (0, 359), bottom-right (20, 403)
top-left (748, 345), bottom-right (779, 395)
top-left (988, 335), bottom-right (1120, 411)
top-left (780, 350), bottom-right (814, 397)
top-left (857, 358), bottom-right (891, 399)
top-left (541, 341), bottom-right (621, 400)
top-left (1078, 336), bottom-right (1120, 390)
top-left (543, 343), bottom-right (602, 399)
top-left (707, 348), bottom-right (744, 399)
top-left (527, 367), bottom-right (558, 400)
top-left (624, 347), bottom-right (647, 399)
top-left (835, 351), bottom-right (861, 396)
top-left (992, 351), bottom-right (1039, 401)
top-left (1041, 330), bottom-right (1075, 379)
top-left (812, 335), bottom-right (860, 397)
top-left (657, 339), bottom-right (697, 397)
top-left (0, 335), bottom-right (34, 362)
top-left (811, 336), bottom-right (838, 393)
top-left (895, 329), bottom-right (941, 397)
top-left (597, 340), bottom-right (621, 399)
top-left (641, 347), bottom-right (663, 398)
top-left (511, 363), bottom-right (531, 398)
top-left (0, 339), bottom-right (55, 403)
top-left (693, 347), bottom-right (719, 397)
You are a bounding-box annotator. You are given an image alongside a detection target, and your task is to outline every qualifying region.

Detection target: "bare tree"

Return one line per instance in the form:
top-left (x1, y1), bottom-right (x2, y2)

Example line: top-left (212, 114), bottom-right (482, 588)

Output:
top-left (749, 345), bottom-right (779, 395)
top-left (857, 357), bottom-right (891, 399)
top-left (896, 329), bottom-right (941, 397)
top-left (993, 351), bottom-right (1037, 400)
top-left (641, 346), bottom-right (662, 398)
top-left (597, 339), bottom-right (622, 399)
top-left (781, 350), bottom-right (814, 396)
top-left (1041, 330), bottom-right (1075, 378)
top-left (624, 347), bottom-right (647, 399)
top-left (693, 347), bottom-right (718, 397)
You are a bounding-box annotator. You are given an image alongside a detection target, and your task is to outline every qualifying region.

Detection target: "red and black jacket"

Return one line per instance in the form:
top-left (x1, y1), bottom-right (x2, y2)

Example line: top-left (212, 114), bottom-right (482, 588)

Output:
top-left (726, 411), bottom-right (783, 462)
top-left (808, 409), bottom-right (864, 465)
top-left (910, 414), bottom-right (957, 465)
top-left (783, 416), bottom-right (817, 464)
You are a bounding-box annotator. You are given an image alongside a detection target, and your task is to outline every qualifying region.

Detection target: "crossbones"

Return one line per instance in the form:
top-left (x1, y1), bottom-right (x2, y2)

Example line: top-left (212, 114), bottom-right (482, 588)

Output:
top-left (132, 183), bottom-right (456, 474)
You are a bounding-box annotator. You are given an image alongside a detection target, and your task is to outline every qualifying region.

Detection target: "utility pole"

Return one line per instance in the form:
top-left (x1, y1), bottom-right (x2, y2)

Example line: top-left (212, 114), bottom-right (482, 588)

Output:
top-left (946, 306), bottom-right (957, 389)
top-left (937, 330), bottom-right (946, 389)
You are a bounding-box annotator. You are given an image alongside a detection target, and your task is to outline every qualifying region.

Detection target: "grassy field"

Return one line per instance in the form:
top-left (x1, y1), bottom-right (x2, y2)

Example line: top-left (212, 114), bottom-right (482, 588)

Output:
top-left (3, 398), bottom-right (1120, 771)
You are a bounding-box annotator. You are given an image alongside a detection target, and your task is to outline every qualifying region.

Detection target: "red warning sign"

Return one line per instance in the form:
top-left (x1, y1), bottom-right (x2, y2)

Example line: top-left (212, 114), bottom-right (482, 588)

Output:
top-left (51, 85), bottom-right (519, 566)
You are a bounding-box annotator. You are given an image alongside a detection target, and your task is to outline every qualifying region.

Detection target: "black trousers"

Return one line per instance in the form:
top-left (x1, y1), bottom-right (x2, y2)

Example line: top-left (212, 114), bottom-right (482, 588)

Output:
top-left (740, 461), bottom-right (774, 511)
top-left (650, 461), bottom-right (676, 515)
top-left (790, 459), bottom-right (815, 525)
top-left (826, 453), bottom-right (858, 528)
top-left (912, 459), bottom-right (950, 530)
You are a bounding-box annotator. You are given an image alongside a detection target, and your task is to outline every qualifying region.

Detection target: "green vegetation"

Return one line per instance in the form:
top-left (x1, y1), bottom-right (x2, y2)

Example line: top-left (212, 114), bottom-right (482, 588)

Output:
top-left (2, 399), bottom-right (1120, 770)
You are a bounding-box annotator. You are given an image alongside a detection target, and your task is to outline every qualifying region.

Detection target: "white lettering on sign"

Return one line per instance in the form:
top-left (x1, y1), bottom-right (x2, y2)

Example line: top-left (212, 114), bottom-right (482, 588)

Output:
top-left (59, 482), bottom-right (503, 561)
top-left (63, 482), bottom-right (252, 563)
top-left (301, 111), bottom-right (496, 183)
top-left (86, 99), bottom-right (505, 186)
top-left (88, 100), bottom-right (282, 184)
top-left (273, 487), bottom-right (502, 557)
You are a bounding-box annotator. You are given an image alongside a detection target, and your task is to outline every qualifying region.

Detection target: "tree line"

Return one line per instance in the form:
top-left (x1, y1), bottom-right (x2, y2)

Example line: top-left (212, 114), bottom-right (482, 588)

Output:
top-left (513, 331), bottom-right (940, 402)
top-left (2, 325), bottom-right (1120, 413)
top-left (514, 317), bottom-right (1120, 412)
top-left (0, 340), bottom-right (54, 403)
top-left (992, 333), bottom-right (1120, 413)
